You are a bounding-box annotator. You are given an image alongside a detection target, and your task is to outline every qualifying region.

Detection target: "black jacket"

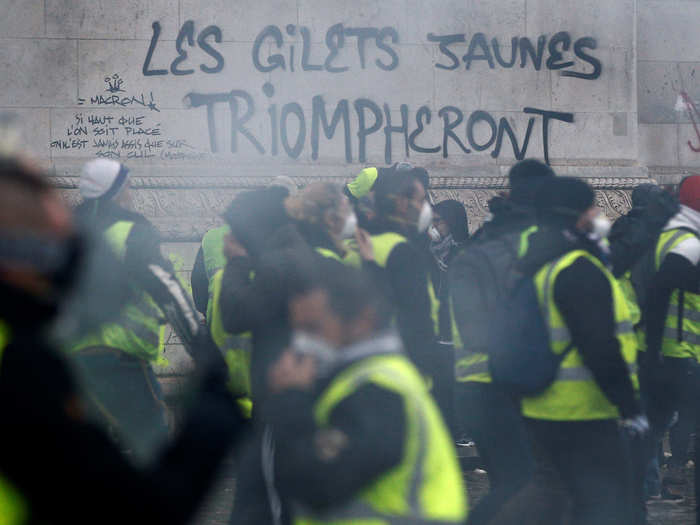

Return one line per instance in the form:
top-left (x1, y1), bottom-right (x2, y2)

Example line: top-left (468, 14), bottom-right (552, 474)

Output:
top-left (0, 324), bottom-right (246, 525)
top-left (266, 341), bottom-right (405, 512)
top-left (518, 228), bottom-right (641, 419)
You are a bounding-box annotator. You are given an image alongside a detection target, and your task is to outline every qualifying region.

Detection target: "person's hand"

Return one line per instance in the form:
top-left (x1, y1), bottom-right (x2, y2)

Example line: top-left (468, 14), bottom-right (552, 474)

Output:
top-left (224, 233), bottom-right (248, 260)
top-left (268, 350), bottom-right (316, 393)
top-left (354, 228), bottom-right (375, 262)
top-left (620, 414), bottom-right (650, 439)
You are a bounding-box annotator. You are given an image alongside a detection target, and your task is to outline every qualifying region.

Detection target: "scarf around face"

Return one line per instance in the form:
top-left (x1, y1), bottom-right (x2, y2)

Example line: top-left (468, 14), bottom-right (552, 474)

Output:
top-left (430, 233), bottom-right (456, 271)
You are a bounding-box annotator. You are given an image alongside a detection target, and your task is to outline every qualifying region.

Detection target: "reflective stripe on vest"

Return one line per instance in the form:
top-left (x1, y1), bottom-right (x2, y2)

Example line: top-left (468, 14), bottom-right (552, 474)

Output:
top-left (70, 221), bottom-right (166, 362)
top-left (0, 326), bottom-right (29, 525)
top-left (655, 229), bottom-right (700, 360)
top-left (207, 269), bottom-right (253, 412)
top-left (522, 250), bottom-right (639, 421)
top-left (295, 354), bottom-right (467, 524)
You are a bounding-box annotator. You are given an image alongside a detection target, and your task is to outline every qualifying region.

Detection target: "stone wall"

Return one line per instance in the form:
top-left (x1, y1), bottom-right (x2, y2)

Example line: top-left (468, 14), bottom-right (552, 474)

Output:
top-left (2, 0), bottom-right (695, 386)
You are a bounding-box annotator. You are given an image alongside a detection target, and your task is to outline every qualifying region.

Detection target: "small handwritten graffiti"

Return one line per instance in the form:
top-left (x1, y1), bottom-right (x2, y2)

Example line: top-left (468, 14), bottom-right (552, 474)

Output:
top-left (104, 74), bottom-right (125, 93)
top-left (679, 91), bottom-right (700, 153)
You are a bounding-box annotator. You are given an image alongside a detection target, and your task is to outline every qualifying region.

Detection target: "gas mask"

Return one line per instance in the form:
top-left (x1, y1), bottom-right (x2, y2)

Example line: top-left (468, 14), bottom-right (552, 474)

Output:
top-left (340, 212), bottom-right (358, 240)
top-left (428, 225), bottom-right (441, 242)
top-left (290, 330), bottom-right (337, 371)
top-left (417, 202), bottom-right (433, 233)
top-left (590, 214), bottom-right (612, 239)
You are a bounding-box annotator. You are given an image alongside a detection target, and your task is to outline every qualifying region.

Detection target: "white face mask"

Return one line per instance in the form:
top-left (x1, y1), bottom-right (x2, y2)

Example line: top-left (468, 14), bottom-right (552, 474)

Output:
top-left (291, 331), bottom-right (336, 365)
top-left (340, 213), bottom-right (358, 240)
top-left (428, 225), bottom-right (441, 242)
top-left (417, 202), bottom-right (433, 233)
top-left (591, 214), bottom-right (612, 239)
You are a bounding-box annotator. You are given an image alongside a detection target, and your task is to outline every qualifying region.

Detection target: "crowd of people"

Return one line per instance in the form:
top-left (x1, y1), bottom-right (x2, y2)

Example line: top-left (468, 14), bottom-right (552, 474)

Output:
top-left (0, 152), bottom-right (699, 525)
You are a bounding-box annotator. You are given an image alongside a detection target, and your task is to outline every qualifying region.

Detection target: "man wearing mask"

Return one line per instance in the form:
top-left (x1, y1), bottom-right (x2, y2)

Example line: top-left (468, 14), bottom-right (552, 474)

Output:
top-left (511, 177), bottom-right (644, 525)
top-left (0, 157), bottom-right (247, 524)
top-left (643, 175), bottom-right (700, 506)
top-left (450, 159), bottom-right (554, 525)
top-left (365, 170), bottom-right (442, 401)
top-left (266, 264), bottom-right (467, 524)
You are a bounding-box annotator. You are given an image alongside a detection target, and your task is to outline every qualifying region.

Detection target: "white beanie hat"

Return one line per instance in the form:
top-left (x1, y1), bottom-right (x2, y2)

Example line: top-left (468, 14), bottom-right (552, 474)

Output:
top-left (80, 159), bottom-right (130, 200)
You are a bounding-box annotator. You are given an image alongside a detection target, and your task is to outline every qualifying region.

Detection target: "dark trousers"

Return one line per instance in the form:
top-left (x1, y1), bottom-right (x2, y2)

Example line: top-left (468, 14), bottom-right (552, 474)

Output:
top-left (431, 343), bottom-right (455, 435)
top-left (455, 381), bottom-right (534, 525)
top-left (523, 419), bottom-right (633, 525)
top-left (642, 356), bottom-right (700, 493)
top-left (73, 348), bottom-right (169, 462)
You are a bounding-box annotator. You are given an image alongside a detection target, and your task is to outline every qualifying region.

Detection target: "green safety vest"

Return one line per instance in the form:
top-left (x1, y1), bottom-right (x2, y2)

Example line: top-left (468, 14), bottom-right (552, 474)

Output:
top-left (0, 324), bottom-right (29, 525)
top-left (346, 167), bottom-right (379, 199)
top-left (521, 250), bottom-right (639, 421)
top-left (455, 226), bottom-right (539, 384)
top-left (207, 269), bottom-right (253, 418)
top-left (70, 221), bottom-right (166, 363)
top-left (655, 228), bottom-right (700, 360)
top-left (369, 232), bottom-right (441, 335)
top-left (294, 353), bottom-right (467, 525)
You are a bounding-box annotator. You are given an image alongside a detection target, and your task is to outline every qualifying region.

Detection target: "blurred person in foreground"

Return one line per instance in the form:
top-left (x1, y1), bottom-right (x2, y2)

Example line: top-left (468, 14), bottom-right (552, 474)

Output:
top-left (266, 263), bottom-right (468, 524)
top-left (0, 157), bottom-right (247, 525)
top-left (69, 159), bottom-right (202, 459)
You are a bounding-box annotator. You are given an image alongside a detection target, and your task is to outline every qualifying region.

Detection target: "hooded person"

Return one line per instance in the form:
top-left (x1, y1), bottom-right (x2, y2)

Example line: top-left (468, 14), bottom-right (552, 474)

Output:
top-left (504, 177), bottom-right (645, 525)
top-left (70, 159), bottom-right (206, 461)
top-left (642, 175), bottom-right (700, 503)
top-left (472, 158), bottom-right (556, 242)
top-left (0, 157), bottom-right (247, 525)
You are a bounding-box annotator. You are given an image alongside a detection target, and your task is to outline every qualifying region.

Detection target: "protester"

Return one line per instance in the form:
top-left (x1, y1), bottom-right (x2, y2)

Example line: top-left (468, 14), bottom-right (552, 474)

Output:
top-left (0, 157), bottom-right (247, 524)
top-left (509, 176), bottom-right (644, 525)
top-left (643, 175), bottom-right (700, 503)
top-left (450, 158), bottom-right (554, 525)
top-left (267, 263), bottom-right (468, 524)
top-left (70, 158), bottom-right (203, 458)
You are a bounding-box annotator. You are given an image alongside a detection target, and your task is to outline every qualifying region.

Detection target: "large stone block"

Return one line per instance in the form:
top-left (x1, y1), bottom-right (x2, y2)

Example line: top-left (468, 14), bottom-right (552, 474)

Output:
top-left (479, 64), bottom-right (552, 112)
top-left (404, 0), bottom-right (526, 44)
top-left (0, 0), bottom-right (44, 38)
top-left (180, 0), bottom-right (299, 42)
top-left (638, 1), bottom-right (700, 62)
top-left (679, 124), bottom-right (700, 168)
top-left (78, 39), bottom-right (267, 111)
top-left (548, 111), bottom-right (637, 161)
top-left (0, 39), bottom-right (77, 106)
top-left (639, 123), bottom-right (679, 166)
top-left (638, 60), bottom-right (689, 124)
top-left (7, 108), bottom-right (52, 162)
top-left (527, 0), bottom-right (634, 49)
top-left (46, 0), bottom-right (179, 39)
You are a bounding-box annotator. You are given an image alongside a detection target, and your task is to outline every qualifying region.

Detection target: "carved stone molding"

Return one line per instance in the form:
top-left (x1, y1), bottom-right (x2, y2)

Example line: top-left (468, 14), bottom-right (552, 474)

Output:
top-left (55, 174), bottom-right (644, 241)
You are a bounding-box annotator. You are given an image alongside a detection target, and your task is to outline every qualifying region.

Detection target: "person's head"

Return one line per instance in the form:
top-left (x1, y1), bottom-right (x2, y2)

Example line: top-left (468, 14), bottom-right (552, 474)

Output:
top-left (223, 186), bottom-right (290, 259)
top-left (679, 175), bottom-right (700, 213)
top-left (0, 158), bottom-right (79, 322)
top-left (431, 199), bottom-right (469, 243)
top-left (508, 159), bottom-right (556, 207)
top-left (631, 183), bottom-right (664, 209)
top-left (285, 182), bottom-right (356, 243)
top-left (373, 171), bottom-right (432, 233)
top-left (80, 159), bottom-right (132, 211)
top-left (535, 177), bottom-right (609, 237)
top-left (289, 263), bottom-right (391, 350)
top-left (268, 175), bottom-right (298, 196)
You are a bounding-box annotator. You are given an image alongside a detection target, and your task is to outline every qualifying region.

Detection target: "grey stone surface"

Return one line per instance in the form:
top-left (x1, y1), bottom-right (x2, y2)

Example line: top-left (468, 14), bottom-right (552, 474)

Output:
top-left (46, 0), bottom-right (180, 39)
top-left (0, 39), bottom-right (77, 106)
top-left (548, 111), bottom-right (637, 160)
top-left (678, 123), bottom-right (700, 167)
top-left (639, 123), bottom-right (679, 166)
top-left (638, 1), bottom-right (700, 62)
top-left (0, 0), bottom-right (45, 38)
top-left (638, 61), bottom-right (700, 124)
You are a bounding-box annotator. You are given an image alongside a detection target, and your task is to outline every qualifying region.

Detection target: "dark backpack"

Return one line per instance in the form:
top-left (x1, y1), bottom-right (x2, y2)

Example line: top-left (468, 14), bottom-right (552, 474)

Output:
top-left (488, 277), bottom-right (572, 395)
top-left (449, 231), bottom-right (523, 355)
